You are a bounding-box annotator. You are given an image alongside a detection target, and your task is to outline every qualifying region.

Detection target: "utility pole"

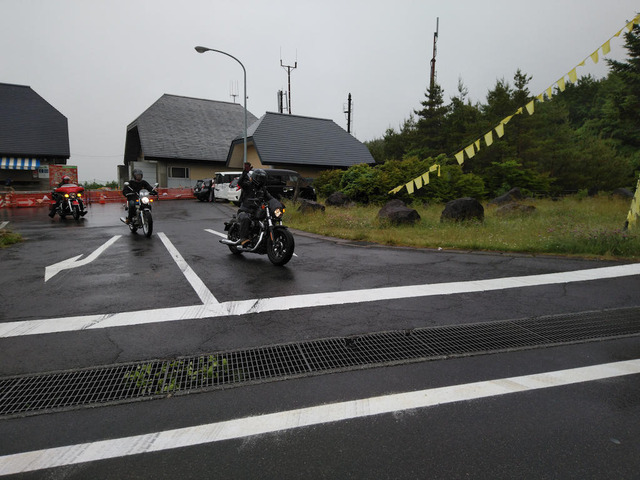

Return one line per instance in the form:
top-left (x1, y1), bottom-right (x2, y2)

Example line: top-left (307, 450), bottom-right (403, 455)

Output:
top-left (429, 17), bottom-right (439, 94)
top-left (277, 90), bottom-right (284, 113)
top-left (281, 54), bottom-right (297, 114)
top-left (344, 93), bottom-right (352, 134)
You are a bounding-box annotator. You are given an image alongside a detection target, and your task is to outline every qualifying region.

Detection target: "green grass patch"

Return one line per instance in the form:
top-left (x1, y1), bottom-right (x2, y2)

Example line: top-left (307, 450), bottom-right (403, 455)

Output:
top-left (0, 229), bottom-right (22, 248)
top-left (286, 196), bottom-right (640, 260)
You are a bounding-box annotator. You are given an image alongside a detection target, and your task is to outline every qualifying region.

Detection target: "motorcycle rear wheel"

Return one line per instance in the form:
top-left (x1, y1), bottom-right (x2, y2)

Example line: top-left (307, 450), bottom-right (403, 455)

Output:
top-left (267, 228), bottom-right (295, 266)
top-left (227, 223), bottom-right (242, 255)
top-left (142, 211), bottom-right (153, 238)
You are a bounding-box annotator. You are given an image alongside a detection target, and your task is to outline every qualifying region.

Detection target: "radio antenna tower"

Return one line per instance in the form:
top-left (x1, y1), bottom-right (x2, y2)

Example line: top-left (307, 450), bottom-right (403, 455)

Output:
top-left (430, 17), bottom-right (439, 93)
top-left (280, 49), bottom-right (297, 114)
top-left (229, 80), bottom-right (239, 103)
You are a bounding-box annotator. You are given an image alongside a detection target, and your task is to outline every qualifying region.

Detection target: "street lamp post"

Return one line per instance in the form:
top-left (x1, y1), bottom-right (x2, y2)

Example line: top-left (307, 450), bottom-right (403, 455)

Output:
top-left (195, 46), bottom-right (247, 166)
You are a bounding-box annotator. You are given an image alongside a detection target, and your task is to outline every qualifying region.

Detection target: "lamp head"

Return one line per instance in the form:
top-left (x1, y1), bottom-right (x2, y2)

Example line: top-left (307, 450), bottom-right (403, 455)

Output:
top-left (195, 46), bottom-right (209, 53)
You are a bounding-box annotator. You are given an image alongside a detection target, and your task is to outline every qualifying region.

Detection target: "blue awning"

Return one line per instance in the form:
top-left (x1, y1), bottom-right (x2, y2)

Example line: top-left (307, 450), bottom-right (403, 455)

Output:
top-left (0, 158), bottom-right (41, 170)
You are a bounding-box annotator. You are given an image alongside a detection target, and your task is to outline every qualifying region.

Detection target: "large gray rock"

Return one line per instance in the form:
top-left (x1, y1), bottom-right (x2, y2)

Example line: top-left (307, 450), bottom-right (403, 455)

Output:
top-left (440, 197), bottom-right (484, 223)
top-left (488, 187), bottom-right (524, 205)
top-left (495, 202), bottom-right (536, 217)
top-left (378, 199), bottom-right (421, 225)
top-left (297, 199), bottom-right (325, 213)
top-left (326, 192), bottom-right (351, 206)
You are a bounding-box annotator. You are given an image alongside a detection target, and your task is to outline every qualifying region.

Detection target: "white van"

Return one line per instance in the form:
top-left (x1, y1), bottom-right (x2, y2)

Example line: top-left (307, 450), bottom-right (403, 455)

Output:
top-left (213, 171), bottom-right (242, 202)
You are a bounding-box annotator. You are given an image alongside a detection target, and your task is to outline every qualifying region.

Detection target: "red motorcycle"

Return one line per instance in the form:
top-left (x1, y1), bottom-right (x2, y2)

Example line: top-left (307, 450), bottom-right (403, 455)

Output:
top-left (50, 184), bottom-right (87, 220)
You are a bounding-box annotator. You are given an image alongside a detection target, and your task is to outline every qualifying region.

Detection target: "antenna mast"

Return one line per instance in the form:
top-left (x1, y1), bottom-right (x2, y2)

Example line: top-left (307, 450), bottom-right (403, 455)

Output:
top-left (429, 17), bottom-right (439, 93)
top-left (280, 51), bottom-right (297, 114)
top-left (344, 93), bottom-right (352, 134)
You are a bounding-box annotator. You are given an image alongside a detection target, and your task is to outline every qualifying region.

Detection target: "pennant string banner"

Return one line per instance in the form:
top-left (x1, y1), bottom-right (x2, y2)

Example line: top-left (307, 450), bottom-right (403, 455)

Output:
top-left (388, 14), bottom-right (640, 198)
top-left (445, 14), bottom-right (640, 170)
top-left (388, 164), bottom-right (441, 195)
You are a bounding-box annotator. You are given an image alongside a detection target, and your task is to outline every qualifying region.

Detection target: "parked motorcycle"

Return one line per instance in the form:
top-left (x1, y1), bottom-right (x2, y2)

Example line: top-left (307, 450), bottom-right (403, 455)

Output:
top-left (193, 179), bottom-right (215, 202)
top-left (220, 197), bottom-right (295, 266)
top-left (50, 184), bottom-right (87, 220)
top-left (120, 182), bottom-right (159, 238)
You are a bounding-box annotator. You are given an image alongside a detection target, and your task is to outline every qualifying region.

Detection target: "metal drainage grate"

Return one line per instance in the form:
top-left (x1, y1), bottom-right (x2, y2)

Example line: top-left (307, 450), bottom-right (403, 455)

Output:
top-left (1, 306), bottom-right (639, 417)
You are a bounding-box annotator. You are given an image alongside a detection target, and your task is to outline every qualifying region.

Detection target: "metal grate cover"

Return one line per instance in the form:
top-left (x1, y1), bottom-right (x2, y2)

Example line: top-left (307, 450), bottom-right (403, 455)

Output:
top-left (1, 306), bottom-right (639, 417)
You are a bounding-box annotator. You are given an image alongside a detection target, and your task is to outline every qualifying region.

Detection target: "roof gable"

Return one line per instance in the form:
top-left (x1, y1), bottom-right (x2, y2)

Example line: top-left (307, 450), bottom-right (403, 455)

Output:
top-left (242, 112), bottom-right (374, 168)
top-left (0, 83), bottom-right (70, 157)
top-left (129, 94), bottom-right (258, 162)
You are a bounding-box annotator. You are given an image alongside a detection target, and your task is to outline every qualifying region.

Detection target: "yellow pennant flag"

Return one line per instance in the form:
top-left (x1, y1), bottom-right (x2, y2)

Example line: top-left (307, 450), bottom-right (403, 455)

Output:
top-left (406, 180), bottom-right (414, 195)
top-left (414, 175), bottom-right (423, 190)
top-left (591, 50), bottom-right (599, 64)
top-left (627, 20), bottom-right (635, 32)
top-left (614, 28), bottom-right (623, 38)
top-left (568, 68), bottom-right (578, 83)
top-left (602, 40), bottom-right (611, 55)
top-left (495, 123), bottom-right (505, 138)
top-left (464, 144), bottom-right (476, 159)
top-left (537, 93), bottom-right (545, 102)
top-left (502, 114), bottom-right (514, 125)
top-left (455, 151), bottom-right (464, 165)
top-left (429, 164), bottom-right (440, 176)
top-left (388, 185), bottom-right (403, 195)
top-left (484, 131), bottom-right (494, 146)
top-left (422, 172), bottom-right (430, 185)
top-left (525, 101), bottom-right (535, 115)
top-left (557, 77), bottom-right (566, 92)
top-left (546, 86), bottom-right (553, 99)
top-left (474, 139), bottom-right (481, 151)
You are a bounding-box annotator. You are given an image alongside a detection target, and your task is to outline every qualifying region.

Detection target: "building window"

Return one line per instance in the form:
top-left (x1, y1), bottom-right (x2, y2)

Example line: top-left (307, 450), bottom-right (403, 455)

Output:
top-left (169, 167), bottom-right (189, 179)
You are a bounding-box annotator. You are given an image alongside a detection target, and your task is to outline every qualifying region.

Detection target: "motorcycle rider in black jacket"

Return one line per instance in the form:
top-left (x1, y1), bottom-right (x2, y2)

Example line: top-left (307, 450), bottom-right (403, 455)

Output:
top-left (122, 169), bottom-right (156, 224)
top-left (236, 163), bottom-right (274, 245)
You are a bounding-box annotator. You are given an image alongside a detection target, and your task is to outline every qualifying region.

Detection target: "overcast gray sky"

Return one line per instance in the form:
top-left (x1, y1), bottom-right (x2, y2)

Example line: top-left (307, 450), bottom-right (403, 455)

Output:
top-left (1, 0), bottom-right (638, 182)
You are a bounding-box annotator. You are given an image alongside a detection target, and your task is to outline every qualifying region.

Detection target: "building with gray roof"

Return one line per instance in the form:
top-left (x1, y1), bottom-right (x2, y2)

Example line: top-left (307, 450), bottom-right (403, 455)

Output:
top-left (226, 112), bottom-right (375, 178)
top-left (123, 94), bottom-right (258, 187)
top-left (0, 83), bottom-right (70, 190)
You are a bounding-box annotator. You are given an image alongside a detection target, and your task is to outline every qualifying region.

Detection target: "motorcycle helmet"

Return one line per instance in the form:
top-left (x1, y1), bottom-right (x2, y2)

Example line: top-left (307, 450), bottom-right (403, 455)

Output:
top-left (62, 175), bottom-right (71, 184)
top-left (132, 169), bottom-right (143, 181)
top-left (251, 169), bottom-right (267, 187)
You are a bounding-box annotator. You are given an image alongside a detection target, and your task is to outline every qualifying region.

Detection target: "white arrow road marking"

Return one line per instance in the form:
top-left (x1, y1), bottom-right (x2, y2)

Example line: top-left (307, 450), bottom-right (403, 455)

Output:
top-left (158, 232), bottom-right (219, 305)
top-left (44, 235), bottom-right (122, 282)
top-left (0, 221), bottom-right (8, 229)
top-left (1, 359), bottom-right (639, 476)
top-left (5, 262), bottom-right (639, 338)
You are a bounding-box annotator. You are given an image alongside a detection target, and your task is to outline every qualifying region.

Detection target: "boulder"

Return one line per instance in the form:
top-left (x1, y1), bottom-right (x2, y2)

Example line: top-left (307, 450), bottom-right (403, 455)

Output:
top-left (440, 197), bottom-right (484, 223)
top-left (611, 188), bottom-right (633, 199)
top-left (488, 187), bottom-right (524, 205)
top-left (297, 199), bottom-right (325, 213)
top-left (326, 192), bottom-right (351, 206)
top-left (378, 199), bottom-right (421, 225)
top-left (495, 202), bottom-right (536, 217)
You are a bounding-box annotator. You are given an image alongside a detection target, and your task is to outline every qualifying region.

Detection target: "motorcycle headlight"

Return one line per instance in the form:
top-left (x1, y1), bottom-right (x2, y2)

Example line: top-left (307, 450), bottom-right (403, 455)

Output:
top-left (64, 193), bottom-right (69, 198)
top-left (77, 193), bottom-right (82, 197)
top-left (274, 208), bottom-right (284, 218)
top-left (141, 196), bottom-right (150, 205)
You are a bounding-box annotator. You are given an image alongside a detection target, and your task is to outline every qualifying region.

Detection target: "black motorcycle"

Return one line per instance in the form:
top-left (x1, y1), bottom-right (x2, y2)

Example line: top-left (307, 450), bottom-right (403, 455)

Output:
top-left (220, 197), bottom-right (295, 266)
top-left (120, 182), bottom-right (158, 238)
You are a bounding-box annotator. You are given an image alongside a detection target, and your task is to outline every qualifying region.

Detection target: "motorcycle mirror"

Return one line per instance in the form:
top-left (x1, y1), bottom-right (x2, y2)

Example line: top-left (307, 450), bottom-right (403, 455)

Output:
top-left (124, 182), bottom-right (130, 186)
top-left (154, 183), bottom-right (159, 187)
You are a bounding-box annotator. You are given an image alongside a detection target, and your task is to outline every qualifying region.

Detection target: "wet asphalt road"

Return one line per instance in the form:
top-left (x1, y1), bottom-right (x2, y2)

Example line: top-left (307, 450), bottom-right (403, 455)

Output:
top-left (0, 199), bottom-right (639, 479)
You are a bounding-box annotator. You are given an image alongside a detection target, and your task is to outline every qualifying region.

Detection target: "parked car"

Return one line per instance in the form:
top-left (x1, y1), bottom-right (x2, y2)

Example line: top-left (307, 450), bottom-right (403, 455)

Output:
top-left (193, 178), bottom-right (214, 202)
top-left (213, 171), bottom-right (242, 202)
top-left (261, 169), bottom-right (316, 202)
top-left (226, 177), bottom-right (242, 205)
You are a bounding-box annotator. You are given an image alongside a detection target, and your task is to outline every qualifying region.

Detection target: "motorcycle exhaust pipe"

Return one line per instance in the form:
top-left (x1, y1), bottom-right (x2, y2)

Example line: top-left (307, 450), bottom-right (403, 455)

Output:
top-left (219, 238), bottom-right (240, 246)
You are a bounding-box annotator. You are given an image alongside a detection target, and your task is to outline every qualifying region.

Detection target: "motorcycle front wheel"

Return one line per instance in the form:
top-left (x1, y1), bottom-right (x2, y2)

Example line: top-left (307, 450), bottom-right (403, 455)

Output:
top-left (72, 205), bottom-right (80, 221)
top-left (142, 210), bottom-right (153, 238)
top-left (267, 228), bottom-right (295, 266)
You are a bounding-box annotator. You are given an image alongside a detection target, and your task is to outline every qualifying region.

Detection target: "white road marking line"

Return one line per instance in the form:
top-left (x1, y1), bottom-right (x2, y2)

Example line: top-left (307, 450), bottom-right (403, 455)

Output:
top-left (157, 232), bottom-right (218, 305)
top-left (205, 228), bottom-right (226, 238)
top-left (1, 359), bottom-right (638, 476)
top-left (1, 262), bottom-right (639, 338)
top-left (0, 221), bottom-right (8, 229)
top-left (44, 235), bottom-right (122, 282)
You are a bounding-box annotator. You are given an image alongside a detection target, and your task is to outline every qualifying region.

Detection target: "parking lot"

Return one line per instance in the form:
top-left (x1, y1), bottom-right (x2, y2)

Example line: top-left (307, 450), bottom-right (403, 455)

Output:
top-left (1, 199), bottom-right (639, 478)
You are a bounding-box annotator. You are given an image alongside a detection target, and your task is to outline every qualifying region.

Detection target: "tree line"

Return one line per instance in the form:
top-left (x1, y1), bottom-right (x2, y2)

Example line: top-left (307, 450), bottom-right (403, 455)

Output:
top-left (316, 24), bottom-right (640, 205)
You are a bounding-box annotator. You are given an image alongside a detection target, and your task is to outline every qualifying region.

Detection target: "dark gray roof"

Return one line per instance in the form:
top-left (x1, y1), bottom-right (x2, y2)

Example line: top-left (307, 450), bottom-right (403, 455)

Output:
top-left (0, 83), bottom-right (70, 157)
top-left (127, 94), bottom-right (258, 162)
top-left (230, 112), bottom-right (374, 167)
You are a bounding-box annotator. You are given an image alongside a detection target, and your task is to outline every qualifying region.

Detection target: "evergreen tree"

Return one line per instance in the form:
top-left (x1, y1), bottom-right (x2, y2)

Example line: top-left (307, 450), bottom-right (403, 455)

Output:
top-left (412, 82), bottom-right (450, 157)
